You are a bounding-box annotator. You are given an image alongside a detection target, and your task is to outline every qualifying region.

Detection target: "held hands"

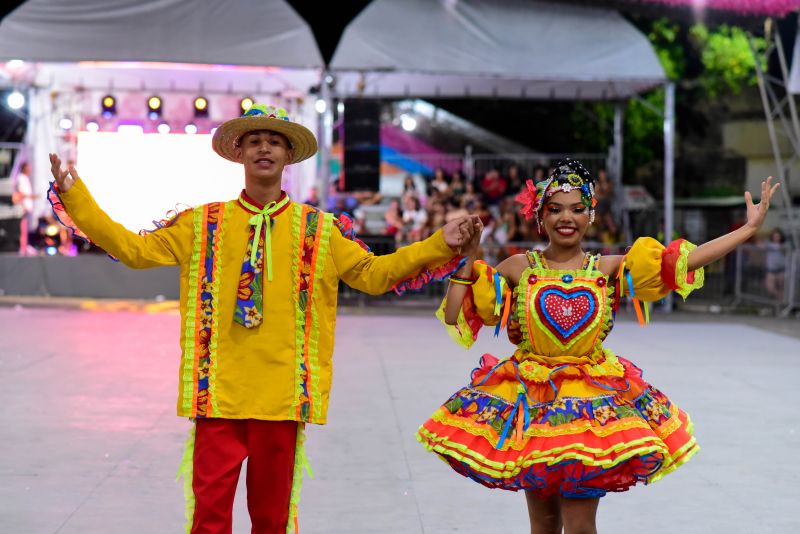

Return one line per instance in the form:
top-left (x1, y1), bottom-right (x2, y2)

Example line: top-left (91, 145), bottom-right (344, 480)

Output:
top-left (745, 176), bottom-right (780, 231)
top-left (49, 153), bottom-right (79, 193)
top-left (442, 215), bottom-right (483, 255)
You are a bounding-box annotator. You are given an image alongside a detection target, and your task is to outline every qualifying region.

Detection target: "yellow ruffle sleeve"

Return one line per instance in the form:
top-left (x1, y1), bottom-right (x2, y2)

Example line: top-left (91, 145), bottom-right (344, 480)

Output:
top-left (623, 237), bottom-right (705, 302)
top-left (436, 261), bottom-right (512, 348)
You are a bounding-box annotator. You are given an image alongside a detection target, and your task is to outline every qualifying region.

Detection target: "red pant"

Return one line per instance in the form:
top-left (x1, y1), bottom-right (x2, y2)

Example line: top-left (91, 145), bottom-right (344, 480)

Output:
top-left (191, 419), bottom-right (297, 534)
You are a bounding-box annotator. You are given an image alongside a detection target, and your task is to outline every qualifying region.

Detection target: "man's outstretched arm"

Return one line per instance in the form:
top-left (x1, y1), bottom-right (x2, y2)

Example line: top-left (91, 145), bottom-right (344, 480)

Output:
top-left (49, 153), bottom-right (193, 268)
top-left (331, 215), bottom-right (480, 295)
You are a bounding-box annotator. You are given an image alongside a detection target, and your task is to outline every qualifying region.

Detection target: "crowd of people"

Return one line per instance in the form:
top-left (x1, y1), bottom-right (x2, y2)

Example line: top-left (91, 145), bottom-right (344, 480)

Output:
top-left (345, 164), bottom-right (623, 264)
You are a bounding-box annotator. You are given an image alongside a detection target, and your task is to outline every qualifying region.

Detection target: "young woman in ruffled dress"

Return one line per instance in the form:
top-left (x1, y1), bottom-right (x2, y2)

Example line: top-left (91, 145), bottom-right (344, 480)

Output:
top-left (417, 160), bottom-right (780, 534)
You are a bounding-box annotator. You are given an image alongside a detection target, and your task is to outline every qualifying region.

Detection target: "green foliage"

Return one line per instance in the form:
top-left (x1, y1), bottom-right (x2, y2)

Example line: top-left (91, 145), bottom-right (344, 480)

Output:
top-left (690, 24), bottom-right (766, 97)
top-left (648, 19), bottom-right (686, 81)
top-left (570, 18), bottom-right (766, 185)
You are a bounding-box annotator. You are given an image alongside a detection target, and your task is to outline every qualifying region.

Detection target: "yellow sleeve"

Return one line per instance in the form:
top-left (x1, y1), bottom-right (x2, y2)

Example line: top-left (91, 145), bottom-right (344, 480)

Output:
top-left (623, 237), bottom-right (704, 302)
top-left (56, 178), bottom-right (195, 268)
top-left (435, 261), bottom-right (512, 348)
top-left (331, 226), bottom-right (460, 295)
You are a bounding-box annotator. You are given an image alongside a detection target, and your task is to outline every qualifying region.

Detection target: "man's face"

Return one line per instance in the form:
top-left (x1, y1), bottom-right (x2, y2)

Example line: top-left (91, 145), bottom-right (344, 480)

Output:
top-left (235, 130), bottom-right (294, 182)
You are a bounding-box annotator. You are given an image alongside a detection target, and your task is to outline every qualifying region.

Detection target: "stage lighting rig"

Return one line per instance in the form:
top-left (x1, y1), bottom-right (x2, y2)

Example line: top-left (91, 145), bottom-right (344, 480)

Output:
top-left (147, 96), bottom-right (162, 119)
top-left (194, 96), bottom-right (209, 118)
top-left (101, 95), bottom-right (116, 118)
top-left (6, 90), bottom-right (25, 110)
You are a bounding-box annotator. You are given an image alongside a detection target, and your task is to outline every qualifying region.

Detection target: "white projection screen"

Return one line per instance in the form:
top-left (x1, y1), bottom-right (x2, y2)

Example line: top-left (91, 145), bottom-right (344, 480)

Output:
top-left (76, 131), bottom-right (246, 232)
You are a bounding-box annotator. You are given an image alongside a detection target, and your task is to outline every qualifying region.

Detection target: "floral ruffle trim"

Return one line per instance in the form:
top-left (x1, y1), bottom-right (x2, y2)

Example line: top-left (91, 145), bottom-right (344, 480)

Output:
top-left (661, 239), bottom-right (704, 300)
top-left (139, 205), bottom-right (192, 236)
top-left (392, 255), bottom-right (467, 296)
top-left (47, 181), bottom-right (119, 262)
top-left (334, 212), bottom-right (370, 252)
top-left (47, 182), bottom-right (92, 247)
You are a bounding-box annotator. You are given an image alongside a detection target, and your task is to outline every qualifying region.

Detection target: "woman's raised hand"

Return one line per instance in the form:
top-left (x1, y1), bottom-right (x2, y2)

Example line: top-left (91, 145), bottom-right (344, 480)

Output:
top-left (745, 176), bottom-right (780, 231)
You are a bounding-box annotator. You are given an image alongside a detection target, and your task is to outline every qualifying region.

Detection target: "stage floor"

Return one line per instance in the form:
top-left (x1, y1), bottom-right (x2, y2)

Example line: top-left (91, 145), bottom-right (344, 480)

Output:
top-left (1, 307), bottom-right (798, 533)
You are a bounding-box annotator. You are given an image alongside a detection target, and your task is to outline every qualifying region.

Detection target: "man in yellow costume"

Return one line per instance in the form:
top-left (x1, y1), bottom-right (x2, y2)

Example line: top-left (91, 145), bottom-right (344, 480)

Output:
top-left (48, 104), bottom-right (477, 534)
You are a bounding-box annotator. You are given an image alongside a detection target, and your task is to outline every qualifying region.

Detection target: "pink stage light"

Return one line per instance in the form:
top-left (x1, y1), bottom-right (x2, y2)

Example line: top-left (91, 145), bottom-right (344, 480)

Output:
top-left (627, 0), bottom-right (800, 16)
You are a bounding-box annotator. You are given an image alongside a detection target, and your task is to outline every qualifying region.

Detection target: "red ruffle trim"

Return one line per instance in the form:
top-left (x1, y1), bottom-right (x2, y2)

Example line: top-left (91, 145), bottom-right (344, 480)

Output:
top-left (392, 255), bottom-right (467, 296)
top-left (660, 238), bottom-right (696, 290)
top-left (334, 213), bottom-right (370, 252)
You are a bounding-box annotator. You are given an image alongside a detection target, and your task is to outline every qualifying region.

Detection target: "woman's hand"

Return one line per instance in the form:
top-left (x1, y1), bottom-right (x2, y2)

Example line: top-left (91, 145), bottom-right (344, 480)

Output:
top-left (49, 153), bottom-right (78, 193)
top-left (442, 215), bottom-right (481, 254)
top-left (460, 216), bottom-right (483, 258)
top-left (745, 176), bottom-right (780, 231)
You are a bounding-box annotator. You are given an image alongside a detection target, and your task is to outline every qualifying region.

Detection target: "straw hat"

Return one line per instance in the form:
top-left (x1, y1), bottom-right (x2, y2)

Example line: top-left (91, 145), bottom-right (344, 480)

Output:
top-left (212, 104), bottom-right (317, 164)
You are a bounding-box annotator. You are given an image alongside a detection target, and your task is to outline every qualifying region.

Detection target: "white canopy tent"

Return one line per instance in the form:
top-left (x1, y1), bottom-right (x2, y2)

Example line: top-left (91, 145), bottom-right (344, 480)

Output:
top-left (330, 0), bottom-right (665, 100)
top-left (0, 0), bottom-right (324, 225)
top-left (327, 0), bottom-right (674, 259)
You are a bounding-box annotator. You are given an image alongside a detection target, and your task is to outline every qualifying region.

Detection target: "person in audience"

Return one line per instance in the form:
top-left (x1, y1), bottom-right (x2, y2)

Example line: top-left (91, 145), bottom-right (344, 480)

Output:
top-left (384, 198), bottom-right (403, 237)
top-left (431, 167), bottom-right (450, 196)
top-left (12, 161), bottom-right (36, 256)
top-left (302, 185), bottom-right (320, 207)
top-left (480, 168), bottom-right (507, 206)
top-left (400, 194), bottom-right (429, 243)
top-left (764, 228), bottom-right (787, 303)
top-left (450, 170), bottom-right (466, 198)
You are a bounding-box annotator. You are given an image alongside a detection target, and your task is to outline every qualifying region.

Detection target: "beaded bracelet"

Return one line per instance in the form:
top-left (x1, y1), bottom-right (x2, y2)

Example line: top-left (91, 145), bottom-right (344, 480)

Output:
top-left (449, 275), bottom-right (477, 286)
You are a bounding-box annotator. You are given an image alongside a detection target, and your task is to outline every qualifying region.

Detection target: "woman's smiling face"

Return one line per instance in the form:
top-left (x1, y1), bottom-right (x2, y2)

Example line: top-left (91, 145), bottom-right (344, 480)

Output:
top-left (540, 189), bottom-right (590, 246)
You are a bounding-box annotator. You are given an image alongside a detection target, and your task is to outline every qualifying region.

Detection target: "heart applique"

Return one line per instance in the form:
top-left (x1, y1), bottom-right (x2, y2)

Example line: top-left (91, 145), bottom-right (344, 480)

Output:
top-left (534, 285), bottom-right (599, 345)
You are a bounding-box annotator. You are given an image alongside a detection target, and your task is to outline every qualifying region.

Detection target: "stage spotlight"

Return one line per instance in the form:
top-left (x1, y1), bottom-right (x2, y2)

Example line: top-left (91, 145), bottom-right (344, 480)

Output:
top-left (157, 121), bottom-right (171, 134)
top-left (147, 96), bottom-right (162, 119)
top-left (194, 96), bottom-right (209, 118)
top-left (315, 98), bottom-right (327, 114)
top-left (184, 123), bottom-right (198, 135)
top-left (7, 90), bottom-right (25, 110)
top-left (85, 120), bottom-right (100, 132)
top-left (59, 117), bottom-right (73, 131)
top-left (46, 246), bottom-right (57, 256)
top-left (45, 224), bottom-right (59, 237)
top-left (240, 97), bottom-right (254, 113)
top-left (337, 101), bottom-right (344, 113)
top-left (401, 115), bottom-right (417, 132)
top-left (117, 124), bottom-right (144, 134)
top-left (102, 95), bottom-right (116, 118)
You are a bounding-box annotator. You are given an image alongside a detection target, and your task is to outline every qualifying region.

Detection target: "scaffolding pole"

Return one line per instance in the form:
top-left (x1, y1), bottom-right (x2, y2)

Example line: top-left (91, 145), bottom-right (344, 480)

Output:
top-left (748, 19), bottom-right (800, 252)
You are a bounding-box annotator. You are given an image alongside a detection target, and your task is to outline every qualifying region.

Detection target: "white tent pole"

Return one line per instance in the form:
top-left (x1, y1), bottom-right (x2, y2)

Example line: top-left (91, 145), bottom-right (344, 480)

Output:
top-left (612, 102), bottom-right (631, 244)
top-left (317, 70), bottom-right (333, 211)
top-left (663, 81), bottom-right (676, 312)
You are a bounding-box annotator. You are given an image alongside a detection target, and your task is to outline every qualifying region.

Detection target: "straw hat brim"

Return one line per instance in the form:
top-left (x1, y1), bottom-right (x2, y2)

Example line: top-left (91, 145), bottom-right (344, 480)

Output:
top-left (212, 116), bottom-right (318, 164)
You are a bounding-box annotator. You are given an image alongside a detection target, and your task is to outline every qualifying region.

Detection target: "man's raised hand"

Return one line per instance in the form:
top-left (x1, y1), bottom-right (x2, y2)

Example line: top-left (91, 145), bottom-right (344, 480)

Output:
top-left (49, 153), bottom-right (78, 193)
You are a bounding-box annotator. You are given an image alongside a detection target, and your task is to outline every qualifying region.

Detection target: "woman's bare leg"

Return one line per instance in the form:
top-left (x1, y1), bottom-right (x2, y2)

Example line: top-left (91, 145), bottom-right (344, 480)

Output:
top-left (525, 492), bottom-right (562, 534)
top-left (560, 497), bottom-right (599, 534)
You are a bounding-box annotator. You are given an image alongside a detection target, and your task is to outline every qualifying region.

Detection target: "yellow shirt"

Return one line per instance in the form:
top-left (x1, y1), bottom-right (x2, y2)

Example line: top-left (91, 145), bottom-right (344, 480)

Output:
top-left (59, 179), bottom-right (458, 424)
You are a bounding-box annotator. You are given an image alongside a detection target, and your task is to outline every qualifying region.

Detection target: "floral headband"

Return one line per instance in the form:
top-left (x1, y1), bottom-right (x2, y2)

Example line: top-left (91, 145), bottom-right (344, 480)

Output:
top-left (515, 161), bottom-right (597, 228)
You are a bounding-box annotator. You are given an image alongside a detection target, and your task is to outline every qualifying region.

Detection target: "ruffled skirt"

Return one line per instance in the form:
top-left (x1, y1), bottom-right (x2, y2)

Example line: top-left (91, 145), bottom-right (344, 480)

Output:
top-left (416, 350), bottom-right (698, 499)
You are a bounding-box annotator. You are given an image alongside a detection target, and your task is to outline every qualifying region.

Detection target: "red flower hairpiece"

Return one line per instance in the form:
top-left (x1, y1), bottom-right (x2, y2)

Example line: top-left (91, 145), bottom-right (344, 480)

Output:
top-left (515, 179), bottom-right (539, 221)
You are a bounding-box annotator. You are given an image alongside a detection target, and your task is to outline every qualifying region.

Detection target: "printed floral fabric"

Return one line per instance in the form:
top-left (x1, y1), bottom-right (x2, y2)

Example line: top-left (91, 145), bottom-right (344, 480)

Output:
top-left (233, 224), bottom-right (267, 328)
top-left (418, 249), bottom-right (699, 498)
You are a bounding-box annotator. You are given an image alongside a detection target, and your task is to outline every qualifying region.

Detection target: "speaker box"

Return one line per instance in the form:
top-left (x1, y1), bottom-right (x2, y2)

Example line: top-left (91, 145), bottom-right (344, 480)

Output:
top-left (343, 99), bottom-right (381, 192)
top-left (0, 217), bottom-right (20, 252)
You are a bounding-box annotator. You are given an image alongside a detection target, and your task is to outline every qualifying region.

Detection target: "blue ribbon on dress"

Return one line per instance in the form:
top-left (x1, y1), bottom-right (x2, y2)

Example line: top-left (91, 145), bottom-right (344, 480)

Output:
top-left (473, 359), bottom-right (531, 450)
